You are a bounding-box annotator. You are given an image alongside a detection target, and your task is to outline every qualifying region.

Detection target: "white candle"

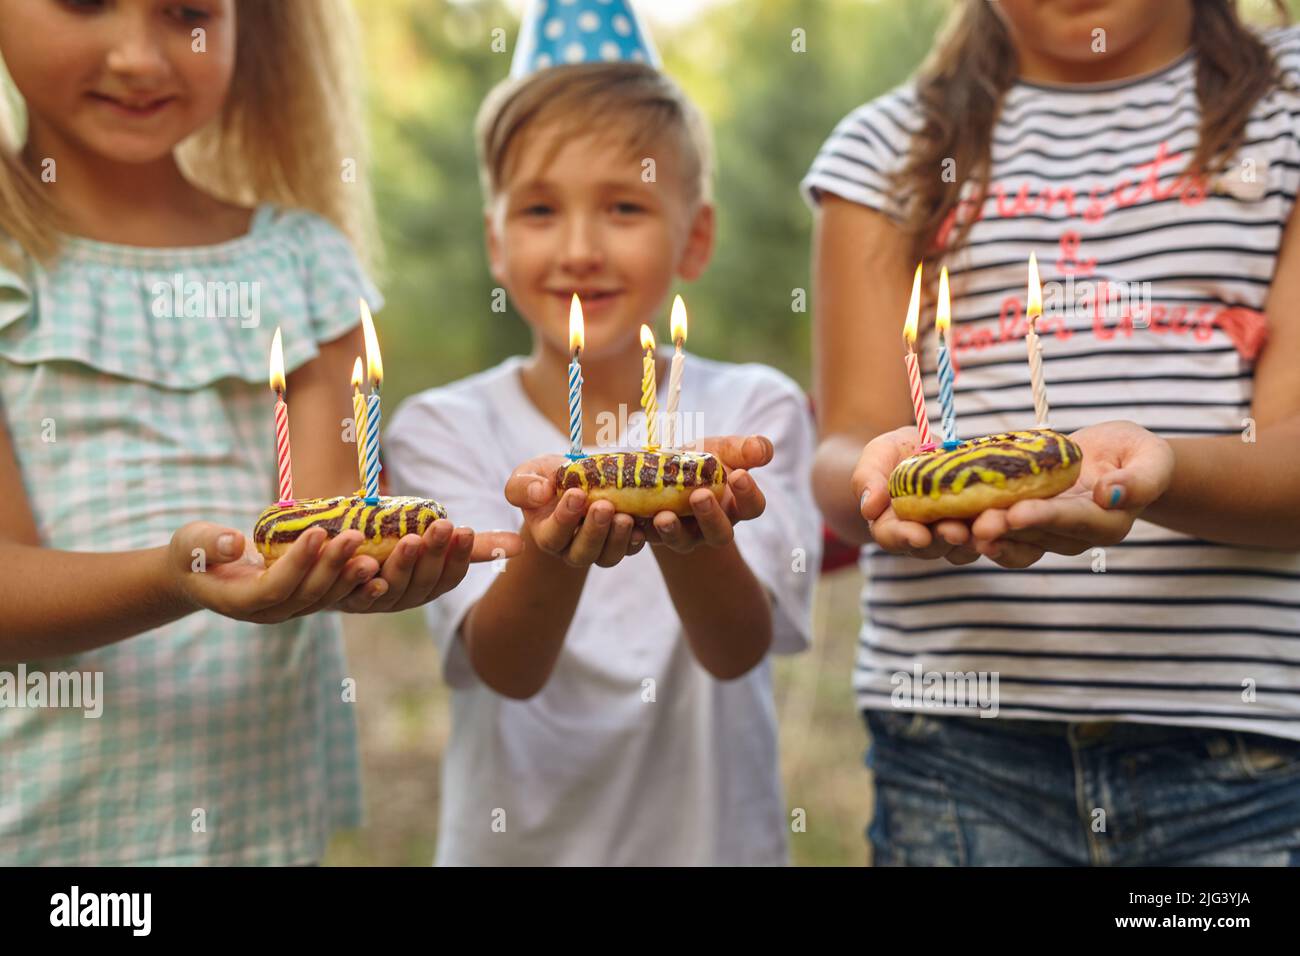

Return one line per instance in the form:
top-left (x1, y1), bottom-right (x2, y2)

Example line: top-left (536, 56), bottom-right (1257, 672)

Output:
top-left (1026, 252), bottom-right (1051, 428)
top-left (664, 295), bottom-right (687, 448)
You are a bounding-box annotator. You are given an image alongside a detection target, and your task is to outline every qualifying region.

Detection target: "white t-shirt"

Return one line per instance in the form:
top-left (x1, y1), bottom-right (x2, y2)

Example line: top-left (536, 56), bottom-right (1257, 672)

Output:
top-left (385, 350), bottom-right (821, 865)
top-left (801, 26), bottom-right (1300, 738)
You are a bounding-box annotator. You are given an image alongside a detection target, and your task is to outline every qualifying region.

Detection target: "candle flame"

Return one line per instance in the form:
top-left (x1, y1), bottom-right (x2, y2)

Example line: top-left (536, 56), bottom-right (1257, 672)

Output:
top-left (269, 326), bottom-right (286, 394)
top-left (1027, 251), bottom-right (1042, 326)
top-left (351, 356), bottom-right (364, 390)
top-left (936, 266), bottom-right (951, 342)
top-left (569, 294), bottom-right (584, 353)
top-left (670, 294), bottom-right (688, 344)
top-left (902, 262), bottom-right (922, 346)
top-left (360, 298), bottom-right (383, 386)
top-left (640, 324), bottom-right (656, 352)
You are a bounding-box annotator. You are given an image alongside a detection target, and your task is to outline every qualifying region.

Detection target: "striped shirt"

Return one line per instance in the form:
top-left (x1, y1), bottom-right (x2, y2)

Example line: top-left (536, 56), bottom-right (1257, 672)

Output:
top-left (801, 26), bottom-right (1300, 739)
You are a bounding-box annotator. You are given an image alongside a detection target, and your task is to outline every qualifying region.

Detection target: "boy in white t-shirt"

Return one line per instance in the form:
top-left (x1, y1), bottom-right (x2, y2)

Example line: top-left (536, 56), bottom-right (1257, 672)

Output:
top-left (385, 3), bottom-right (820, 866)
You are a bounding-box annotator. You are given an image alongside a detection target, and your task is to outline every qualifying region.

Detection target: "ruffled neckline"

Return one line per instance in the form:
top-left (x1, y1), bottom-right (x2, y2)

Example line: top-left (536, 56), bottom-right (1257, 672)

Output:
top-left (56, 204), bottom-right (279, 268)
top-left (0, 204), bottom-right (380, 390)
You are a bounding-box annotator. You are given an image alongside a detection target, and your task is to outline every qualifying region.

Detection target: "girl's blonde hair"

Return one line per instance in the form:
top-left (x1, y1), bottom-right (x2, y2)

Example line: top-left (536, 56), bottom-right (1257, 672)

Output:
top-left (0, 0), bottom-right (377, 270)
top-left (898, 0), bottom-right (1291, 269)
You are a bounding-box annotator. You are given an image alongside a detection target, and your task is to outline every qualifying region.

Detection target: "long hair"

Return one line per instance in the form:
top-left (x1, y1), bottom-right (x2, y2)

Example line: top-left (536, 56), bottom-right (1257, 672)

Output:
top-left (0, 0), bottom-right (377, 270)
top-left (896, 0), bottom-right (1290, 270)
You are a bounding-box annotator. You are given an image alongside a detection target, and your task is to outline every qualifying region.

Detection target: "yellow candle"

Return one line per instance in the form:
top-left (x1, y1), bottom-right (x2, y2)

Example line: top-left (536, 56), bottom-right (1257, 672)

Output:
top-left (664, 295), bottom-right (687, 448)
top-left (640, 324), bottom-right (658, 450)
top-left (351, 356), bottom-right (368, 493)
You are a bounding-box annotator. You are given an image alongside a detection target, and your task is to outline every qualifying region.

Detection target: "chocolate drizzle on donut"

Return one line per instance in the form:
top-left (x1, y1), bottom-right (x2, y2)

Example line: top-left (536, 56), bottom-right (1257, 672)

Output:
top-left (555, 451), bottom-right (724, 494)
top-left (888, 429), bottom-right (1081, 499)
top-left (253, 495), bottom-right (448, 551)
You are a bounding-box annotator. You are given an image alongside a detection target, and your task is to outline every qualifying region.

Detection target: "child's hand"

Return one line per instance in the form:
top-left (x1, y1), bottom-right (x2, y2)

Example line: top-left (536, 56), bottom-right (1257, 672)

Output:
top-left (852, 426), bottom-right (982, 565)
top-left (170, 521), bottom-right (523, 621)
top-left (332, 521), bottom-right (524, 614)
top-left (505, 455), bottom-right (645, 568)
top-left (640, 434), bottom-right (772, 553)
top-left (170, 523), bottom-right (381, 623)
top-left (968, 420), bottom-right (1175, 565)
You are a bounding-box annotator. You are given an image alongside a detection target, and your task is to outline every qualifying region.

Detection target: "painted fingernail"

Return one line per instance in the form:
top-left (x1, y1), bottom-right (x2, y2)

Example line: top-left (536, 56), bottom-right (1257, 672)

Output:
top-left (1107, 486), bottom-right (1124, 508)
top-left (859, 488), bottom-right (870, 512)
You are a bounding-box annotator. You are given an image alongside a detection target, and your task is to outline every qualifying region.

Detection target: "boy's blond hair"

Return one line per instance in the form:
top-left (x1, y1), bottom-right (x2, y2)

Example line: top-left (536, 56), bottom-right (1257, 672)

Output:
top-left (0, 0), bottom-right (377, 270)
top-left (475, 62), bottom-right (713, 209)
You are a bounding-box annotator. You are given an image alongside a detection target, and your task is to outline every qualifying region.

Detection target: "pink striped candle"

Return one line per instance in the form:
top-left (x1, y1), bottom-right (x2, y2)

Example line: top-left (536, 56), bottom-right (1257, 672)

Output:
top-left (269, 327), bottom-right (294, 504)
top-left (902, 264), bottom-right (933, 448)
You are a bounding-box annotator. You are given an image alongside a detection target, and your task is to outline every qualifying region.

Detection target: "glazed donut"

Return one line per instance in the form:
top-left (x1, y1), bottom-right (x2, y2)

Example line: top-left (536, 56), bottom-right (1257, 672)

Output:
top-left (253, 495), bottom-right (449, 564)
top-left (888, 429), bottom-right (1083, 522)
top-left (555, 450), bottom-right (725, 517)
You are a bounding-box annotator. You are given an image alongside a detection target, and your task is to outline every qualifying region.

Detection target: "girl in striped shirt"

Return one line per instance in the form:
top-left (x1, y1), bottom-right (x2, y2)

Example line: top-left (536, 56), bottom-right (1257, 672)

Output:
top-left (805, 0), bottom-right (1300, 865)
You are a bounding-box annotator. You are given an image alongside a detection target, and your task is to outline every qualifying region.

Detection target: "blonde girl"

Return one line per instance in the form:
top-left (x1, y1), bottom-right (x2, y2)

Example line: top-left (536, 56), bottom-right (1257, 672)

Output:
top-left (0, 0), bottom-right (515, 864)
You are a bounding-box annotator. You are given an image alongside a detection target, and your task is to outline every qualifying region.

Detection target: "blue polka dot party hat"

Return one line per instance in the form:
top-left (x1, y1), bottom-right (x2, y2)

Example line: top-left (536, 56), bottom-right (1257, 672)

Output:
top-left (510, 0), bottom-right (661, 79)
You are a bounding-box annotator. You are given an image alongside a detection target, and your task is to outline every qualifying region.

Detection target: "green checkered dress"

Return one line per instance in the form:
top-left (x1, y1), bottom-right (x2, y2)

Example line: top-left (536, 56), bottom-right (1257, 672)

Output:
top-left (0, 205), bottom-right (377, 864)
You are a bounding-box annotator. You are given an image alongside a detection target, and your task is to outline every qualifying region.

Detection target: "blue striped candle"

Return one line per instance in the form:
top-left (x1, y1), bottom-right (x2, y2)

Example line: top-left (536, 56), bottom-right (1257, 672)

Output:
top-left (365, 389), bottom-right (381, 499)
top-left (567, 294), bottom-right (585, 460)
top-left (936, 266), bottom-right (958, 446)
top-left (568, 357), bottom-right (583, 458)
top-left (937, 344), bottom-right (956, 445)
top-left (359, 298), bottom-right (385, 500)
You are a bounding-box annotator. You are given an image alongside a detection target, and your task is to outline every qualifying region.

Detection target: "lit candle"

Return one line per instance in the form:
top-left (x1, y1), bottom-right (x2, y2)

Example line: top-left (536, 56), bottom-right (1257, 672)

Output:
top-left (1025, 252), bottom-right (1051, 428)
top-left (360, 298), bottom-right (384, 501)
top-left (567, 294), bottom-right (585, 460)
top-left (902, 263), bottom-right (934, 448)
top-left (664, 295), bottom-right (687, 449)
top-left (640, 324), bottom-right (659, 450)
top-left (935, 266), bottom-right (958, 447)
top-left (268, 326), bottom-right (294, 505)
top-left (351, 356), bottom-right (369, 493)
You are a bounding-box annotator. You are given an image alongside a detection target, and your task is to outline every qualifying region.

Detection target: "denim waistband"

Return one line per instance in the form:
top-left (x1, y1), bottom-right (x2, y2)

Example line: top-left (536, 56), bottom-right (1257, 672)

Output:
top-left (860, 707), bottom-right (1295, 747)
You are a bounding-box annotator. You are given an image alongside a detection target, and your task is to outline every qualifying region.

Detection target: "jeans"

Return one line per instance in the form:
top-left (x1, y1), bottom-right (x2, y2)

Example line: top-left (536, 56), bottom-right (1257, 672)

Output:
top-left (864, 709), bottom-right (1300, 866)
